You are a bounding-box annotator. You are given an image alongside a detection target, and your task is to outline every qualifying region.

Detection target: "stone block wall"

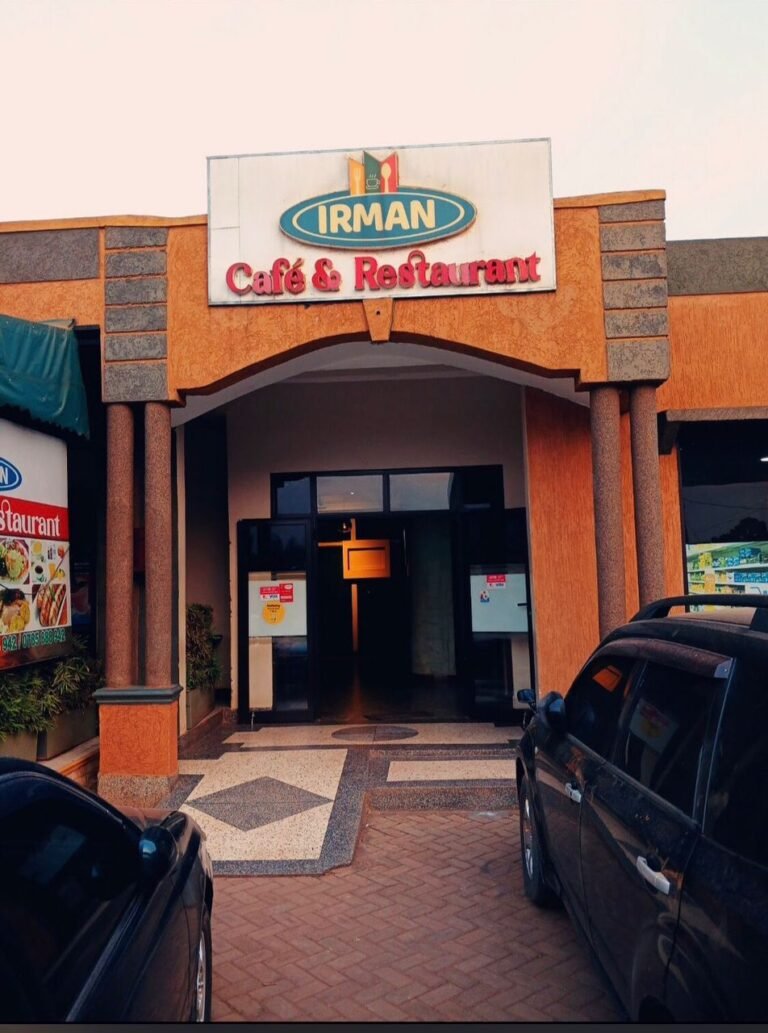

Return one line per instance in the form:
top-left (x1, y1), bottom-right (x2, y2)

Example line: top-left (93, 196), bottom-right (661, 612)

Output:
top-left (103, 227), bottom-right (170, 401)
top-left (599, 199), bottom-right (670, 383)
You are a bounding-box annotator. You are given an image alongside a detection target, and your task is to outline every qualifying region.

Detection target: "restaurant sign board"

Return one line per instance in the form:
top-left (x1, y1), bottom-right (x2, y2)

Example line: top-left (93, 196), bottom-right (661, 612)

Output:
top-left (208, 139), bottom-right (555, 305)
top-left (0, 419), bottom-right (72, 671)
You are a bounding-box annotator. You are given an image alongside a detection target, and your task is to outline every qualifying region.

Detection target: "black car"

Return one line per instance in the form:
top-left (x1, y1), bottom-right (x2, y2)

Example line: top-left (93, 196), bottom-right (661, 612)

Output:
top-left (0, 758), bottom-right (214, 1022)
top-left (516, 594), bottom-right (768, 1023)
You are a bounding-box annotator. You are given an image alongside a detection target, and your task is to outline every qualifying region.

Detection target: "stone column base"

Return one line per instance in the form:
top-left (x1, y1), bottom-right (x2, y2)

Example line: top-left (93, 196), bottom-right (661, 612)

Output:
top-left (98, 772), bottom-right (178, 808)
top-left (94, 686), bottom-right (181, 808)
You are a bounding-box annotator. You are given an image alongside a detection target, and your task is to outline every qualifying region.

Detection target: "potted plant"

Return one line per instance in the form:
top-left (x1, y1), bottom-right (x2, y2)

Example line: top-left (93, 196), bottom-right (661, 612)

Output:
top-left (36, 638), bottom-right (103, 760)
top-left (186, 604), bottom-right (220, 728)
top-left (0, 664), bottom-right (60, 761)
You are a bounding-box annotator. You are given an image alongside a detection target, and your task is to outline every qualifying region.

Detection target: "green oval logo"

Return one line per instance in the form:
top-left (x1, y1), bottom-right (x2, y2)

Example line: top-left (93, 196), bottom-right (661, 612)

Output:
top-left (279, 188), bottom-right (476, 250)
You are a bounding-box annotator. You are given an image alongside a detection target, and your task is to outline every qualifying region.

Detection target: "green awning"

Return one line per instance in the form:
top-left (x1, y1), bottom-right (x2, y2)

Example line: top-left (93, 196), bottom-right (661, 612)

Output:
top-left (0, 313), bottom-right (89, 437)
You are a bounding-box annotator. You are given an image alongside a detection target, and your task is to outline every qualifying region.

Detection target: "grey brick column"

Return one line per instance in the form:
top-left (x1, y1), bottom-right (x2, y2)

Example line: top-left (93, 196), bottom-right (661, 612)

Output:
top-left (590, 385), bottom-right (627, 638)
top-left (103, 226), bottom-right (170, 402)
top-left (598, 197), bottom-right (670, 618)
top-left (630, 385), bottom-right (666, 605)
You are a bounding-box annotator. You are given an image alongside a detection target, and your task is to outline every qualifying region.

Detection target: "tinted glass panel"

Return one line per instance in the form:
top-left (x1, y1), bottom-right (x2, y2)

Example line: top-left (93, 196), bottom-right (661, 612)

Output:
top-left (274, 475), bottom-right (311, 515)
top-left (566, 655), bottom-right (635, 757)
top-left (389, 472), bottom-right (453, 511)
top-left (246, 522), bottom-right (308, 570)
top-left (0, 791), bottom-right (137, 1015)
top-left (707, 669), bottom-right (768, 867)
top-left (317, 475), bottom-right (383, 513)
top-left (612, 663), bottom-right (716, 816)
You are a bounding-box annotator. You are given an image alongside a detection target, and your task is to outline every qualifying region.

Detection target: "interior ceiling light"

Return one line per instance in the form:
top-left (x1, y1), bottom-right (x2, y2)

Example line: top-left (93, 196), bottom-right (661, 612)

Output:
top-left (761, 457), bottom-right (768, 463)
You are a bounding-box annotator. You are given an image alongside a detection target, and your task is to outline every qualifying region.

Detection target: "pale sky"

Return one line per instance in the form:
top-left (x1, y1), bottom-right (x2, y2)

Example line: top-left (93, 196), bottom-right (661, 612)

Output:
top-left (1, 0), bottom-right (766, 240)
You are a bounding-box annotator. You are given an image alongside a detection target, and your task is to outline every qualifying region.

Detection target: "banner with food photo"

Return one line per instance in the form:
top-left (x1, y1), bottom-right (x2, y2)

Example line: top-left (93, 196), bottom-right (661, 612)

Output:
top-left (0, 419), bottom-right (71, 671)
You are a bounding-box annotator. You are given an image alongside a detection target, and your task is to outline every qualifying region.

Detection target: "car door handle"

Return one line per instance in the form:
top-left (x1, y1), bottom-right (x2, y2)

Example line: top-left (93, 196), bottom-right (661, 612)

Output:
top-left (636, 856), bottom-right (671, 895)
top-left (564, 782), bottom-right (582, 804)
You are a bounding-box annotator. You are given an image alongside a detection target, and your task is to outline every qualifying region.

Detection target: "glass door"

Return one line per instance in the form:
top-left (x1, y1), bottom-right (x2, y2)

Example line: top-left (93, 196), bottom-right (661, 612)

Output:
top-left (453, 509), bottom-right (534, 719)
top-left (236, 518), bottom-right (315, 723)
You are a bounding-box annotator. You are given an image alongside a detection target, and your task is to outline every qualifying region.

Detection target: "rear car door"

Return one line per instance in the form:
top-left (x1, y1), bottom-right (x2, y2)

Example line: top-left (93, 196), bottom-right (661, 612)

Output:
top-left (579, 642), bottom-right (731, 1018)
top-left (534, 653), bottom-right (635, 928)
top-left (667, 661), bottom-right (768, 1021)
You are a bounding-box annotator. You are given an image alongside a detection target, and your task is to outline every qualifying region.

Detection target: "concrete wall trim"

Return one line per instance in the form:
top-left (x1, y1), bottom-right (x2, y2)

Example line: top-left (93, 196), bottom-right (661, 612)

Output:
top-left (668, 238), bottom-right (768, 296)
top-left (105, 333), bottom-right (168, 361)
top-left (0, 228), bottom-right (99, 284)
top-left (103, 362), bottom-right (169, 402)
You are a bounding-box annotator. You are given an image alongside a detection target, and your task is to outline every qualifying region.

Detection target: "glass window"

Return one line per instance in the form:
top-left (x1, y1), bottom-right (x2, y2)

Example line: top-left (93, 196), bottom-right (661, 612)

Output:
top-left (565, 655), bottom-right (635, 757)
top-left (612, 663), bottom-right (717, 816)
top-left (706, 670), bottom-right (768, 867)
top-left (274, 475), bottom-right (311, 515)
top-left (389, 472), bottom-right (453, 511)
top-left (0, 790), bottom-right (138, 1014)
top-left (317, 474), bottom-right (383, 513)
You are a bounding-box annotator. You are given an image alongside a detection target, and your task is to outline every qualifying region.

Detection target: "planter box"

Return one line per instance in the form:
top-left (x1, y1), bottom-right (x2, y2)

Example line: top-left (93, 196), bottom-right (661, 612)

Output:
top-left (0, 730), bottom-right (39, 761)
top-left (37, 705), bottom-right (99, 761)
top-left (186, 685), bottom-right (215, 730)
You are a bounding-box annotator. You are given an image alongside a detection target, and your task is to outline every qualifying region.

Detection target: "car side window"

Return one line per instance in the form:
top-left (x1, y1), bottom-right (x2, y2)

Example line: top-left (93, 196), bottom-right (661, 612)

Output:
top-left (565, 654), bottom-right (636, 757)
top-left (706, 669), bottom-right (768, 868)
top-left (0, 780), bottom-right (140, 1017)
top-left (610, 662), bottom-right (718, 817)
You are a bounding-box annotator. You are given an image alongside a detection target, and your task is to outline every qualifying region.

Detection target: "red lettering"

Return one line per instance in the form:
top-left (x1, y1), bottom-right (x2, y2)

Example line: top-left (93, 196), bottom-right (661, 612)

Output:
top-left (485, 259), bottom-right (506, 285)
top-left (225, 262), bottom-right (253, 295)
top-left (355, 256), bottom-right (379, 290)
top-left (429, 262), bottom-right (451, 287)
top-left (271, 258), bottom-right (290, 294)
top-left (526, 252), bottom-right (541, 282)
top-left (285, 259), bottom-right (306, 294)
top-left (252, 270), bottom-right (273, 294)
top-left (505, 258), bottom-right (529, 283)
top-left (377, 263), bottom-right (397, 289)
top-left (398, 261), bottom-right (416, 287)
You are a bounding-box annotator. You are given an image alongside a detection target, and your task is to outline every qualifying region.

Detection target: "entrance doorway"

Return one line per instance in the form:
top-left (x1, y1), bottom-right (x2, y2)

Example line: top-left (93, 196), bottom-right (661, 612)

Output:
top-left (236, 465), bottom-right (534, 724)
top-left (317, 512), bottom-right (461, 722)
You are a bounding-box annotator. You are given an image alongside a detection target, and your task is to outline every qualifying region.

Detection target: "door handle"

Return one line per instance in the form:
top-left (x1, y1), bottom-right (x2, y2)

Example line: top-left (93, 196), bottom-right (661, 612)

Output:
top-left (564, 782), bottom-right (582, 804)
top-left (636, 856), bottom-right (671, 895)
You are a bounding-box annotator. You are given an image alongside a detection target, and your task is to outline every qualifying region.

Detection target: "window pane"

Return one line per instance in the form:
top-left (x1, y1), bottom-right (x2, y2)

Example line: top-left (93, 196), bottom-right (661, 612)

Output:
top-left (317, 475), bottom-right (382, 513)
top-left (0, 794), bottom-right (138, 1014)
top-left (613, 663), bottom-right (716, 815)
top-left (390, 472), bottom-right (452, 511)
top-left (565, 655), bottom-right (635, 757)
top-left (707, 670), bottom-right (768, 866)
top-left (274, 475), bottom-right (311, 515)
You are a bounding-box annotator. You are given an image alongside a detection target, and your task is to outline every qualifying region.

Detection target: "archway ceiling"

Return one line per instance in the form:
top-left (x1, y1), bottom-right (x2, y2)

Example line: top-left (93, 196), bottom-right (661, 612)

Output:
top-left (171, 338), bottom-right (584, 427)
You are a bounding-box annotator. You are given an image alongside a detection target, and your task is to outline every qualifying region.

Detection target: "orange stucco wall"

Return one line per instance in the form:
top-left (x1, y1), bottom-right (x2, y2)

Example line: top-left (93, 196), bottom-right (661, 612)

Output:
top-left (98, 702), bottom-right (179, 776)
top-left (524, 388), bottom-right (600, 696)
top-left (659, 292), bottom-right (768, 411)
top-left (166, 204), bottom-right (607, 396)
top-left (0, 277), bottom-right (104, 328)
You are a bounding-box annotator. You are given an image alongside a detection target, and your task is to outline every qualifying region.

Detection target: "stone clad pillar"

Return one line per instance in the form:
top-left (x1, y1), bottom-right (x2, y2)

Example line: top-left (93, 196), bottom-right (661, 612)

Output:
top-left (97, 399), bottom-right (180, 807)
top-left (105, 404), bottom-right (134, 687)
top-left (590, 386), bottom-right (627, 638)
top-left (145, 402), bottom-right (173, 687)
top-left (630, 384), bottom-right (665, 605)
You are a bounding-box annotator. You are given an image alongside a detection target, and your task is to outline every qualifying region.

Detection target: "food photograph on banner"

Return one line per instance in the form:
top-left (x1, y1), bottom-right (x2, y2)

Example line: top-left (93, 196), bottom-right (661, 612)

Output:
top-left (0, 419), bottom-right (72, 671)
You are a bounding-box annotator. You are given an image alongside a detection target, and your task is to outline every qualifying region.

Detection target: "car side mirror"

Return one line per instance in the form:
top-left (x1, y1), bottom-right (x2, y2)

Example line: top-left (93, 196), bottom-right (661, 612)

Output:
top-left (138, 825), bottom-right (178, 884)
top-left (516, 688), bottom-right (536, 712)
top-left (539, 691), bottom-right (567, 734)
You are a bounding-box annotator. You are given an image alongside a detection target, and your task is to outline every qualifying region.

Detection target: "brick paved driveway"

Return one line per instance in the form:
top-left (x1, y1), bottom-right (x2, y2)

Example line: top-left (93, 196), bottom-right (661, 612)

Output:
top-left (211, 808), bottom-right (624, 1022)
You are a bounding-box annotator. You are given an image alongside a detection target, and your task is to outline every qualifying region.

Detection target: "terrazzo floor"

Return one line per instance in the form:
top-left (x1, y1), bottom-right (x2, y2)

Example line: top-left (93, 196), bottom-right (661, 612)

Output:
top-left (167, 720), bottom-right (521, 875)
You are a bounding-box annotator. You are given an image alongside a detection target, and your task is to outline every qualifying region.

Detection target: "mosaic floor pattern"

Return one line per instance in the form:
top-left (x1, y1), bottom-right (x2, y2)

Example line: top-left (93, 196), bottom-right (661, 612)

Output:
top-left (166, 721), bottom-right (521, 875)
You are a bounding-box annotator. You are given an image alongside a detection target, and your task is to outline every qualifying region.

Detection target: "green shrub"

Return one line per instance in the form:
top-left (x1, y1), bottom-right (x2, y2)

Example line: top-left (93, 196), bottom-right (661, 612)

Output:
top-left (186, 604), bottom-right (220, 691)
top-left (0, 637), bottom-right (104, 742)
